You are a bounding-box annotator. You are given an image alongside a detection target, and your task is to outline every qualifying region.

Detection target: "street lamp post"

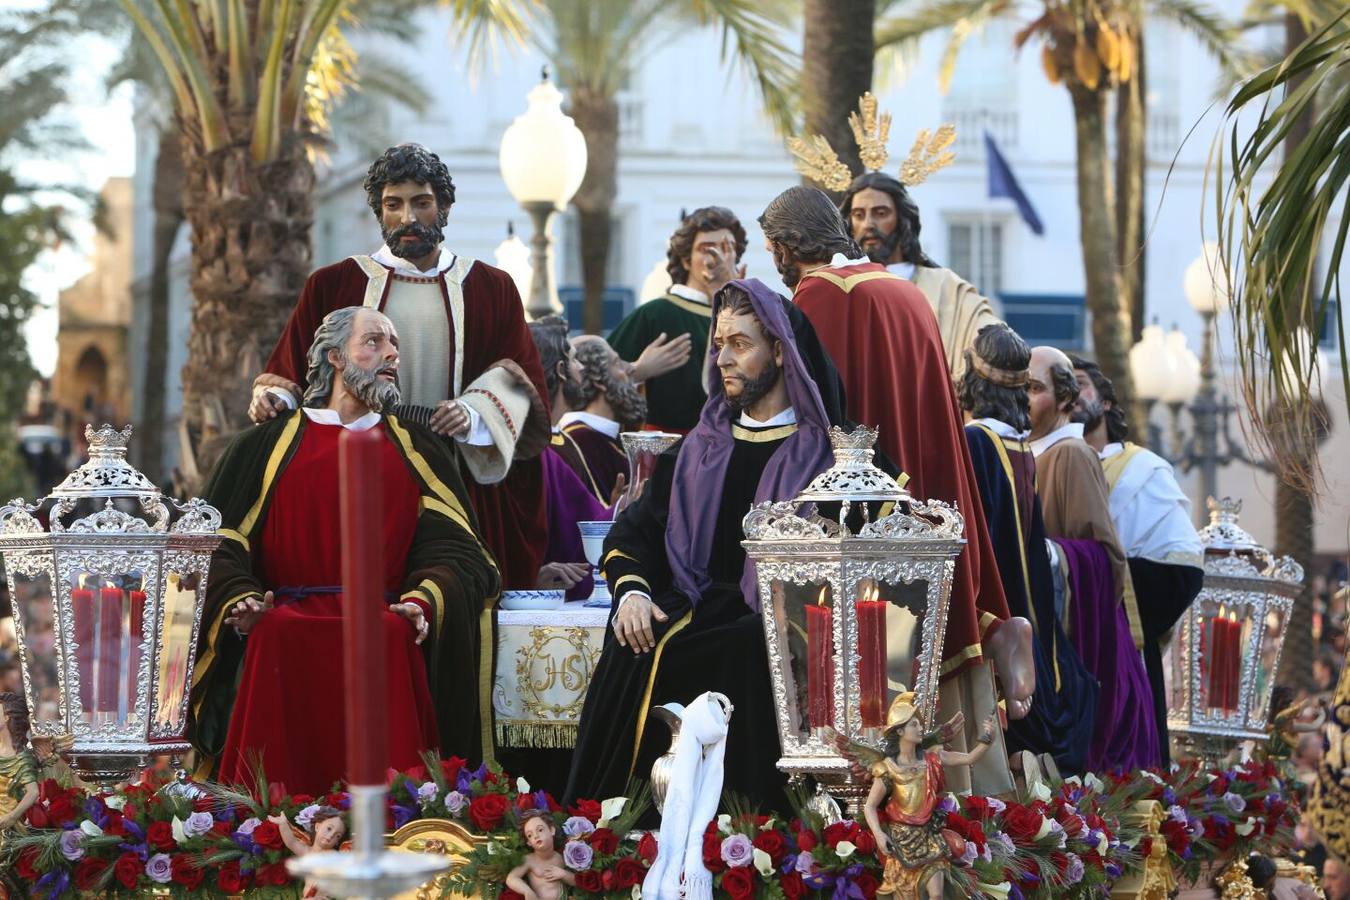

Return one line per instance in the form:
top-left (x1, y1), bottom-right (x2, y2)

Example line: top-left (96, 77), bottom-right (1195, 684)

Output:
top-left (499, 68), bottom-right (588, 320)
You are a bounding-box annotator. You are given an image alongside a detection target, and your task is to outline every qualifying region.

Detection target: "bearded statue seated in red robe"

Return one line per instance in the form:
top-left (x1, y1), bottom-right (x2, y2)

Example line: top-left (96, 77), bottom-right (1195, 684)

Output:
top-left (189, 306), bottom-right (501, 795)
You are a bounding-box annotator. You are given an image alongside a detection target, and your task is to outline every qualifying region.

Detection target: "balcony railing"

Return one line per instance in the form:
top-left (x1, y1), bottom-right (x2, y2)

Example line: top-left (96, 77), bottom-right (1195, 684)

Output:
top-left (940, 106), bottom-right (1018, 151)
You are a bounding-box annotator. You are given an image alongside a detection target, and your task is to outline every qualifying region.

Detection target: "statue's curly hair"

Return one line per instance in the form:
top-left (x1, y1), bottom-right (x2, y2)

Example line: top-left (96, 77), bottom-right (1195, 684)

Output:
top-left (363, 143), bottom-right (456, 226)
top-left (666, 206), bottom-right (748, 285)
top-left (758, 186), bottom-right (862, 263)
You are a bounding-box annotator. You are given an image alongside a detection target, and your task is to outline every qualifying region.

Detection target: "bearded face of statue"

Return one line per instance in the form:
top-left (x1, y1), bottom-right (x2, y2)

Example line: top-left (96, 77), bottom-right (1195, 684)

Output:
top-left (379, 181), bottom-right (446, 265)
top-left (847, 187), bottom-right (903, 265)
top-left (569, 336), bottom-right (648, 428)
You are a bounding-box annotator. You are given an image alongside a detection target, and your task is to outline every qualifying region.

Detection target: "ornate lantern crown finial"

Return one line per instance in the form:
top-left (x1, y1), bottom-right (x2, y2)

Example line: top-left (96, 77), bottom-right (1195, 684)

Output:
top-left (1198, 496), bottom-right (1264, 555)
top-left (49, 423), bottom-right (158, 500)
top-left (788, 92), bottom-right (956, 192)
top-left (794, 426), bottom-right (911, 505)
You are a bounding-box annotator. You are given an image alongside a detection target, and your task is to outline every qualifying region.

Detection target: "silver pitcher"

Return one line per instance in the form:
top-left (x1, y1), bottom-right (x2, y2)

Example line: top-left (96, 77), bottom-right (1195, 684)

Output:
top-left (647, 702), bottom-right (684, 814)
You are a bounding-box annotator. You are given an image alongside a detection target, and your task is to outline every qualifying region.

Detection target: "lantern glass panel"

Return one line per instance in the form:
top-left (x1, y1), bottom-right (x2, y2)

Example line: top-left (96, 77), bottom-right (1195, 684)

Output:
top-left (154, 571), bottom-right (200, 731)
top-left (873, 580), bottom-right (929, 723)
top-left (767, 579), bottom-right (832, 742)
top-left (67, 569), bottom-right (146, 730)
top-left (1251, 605), bottom-right (1286, 726)
top-left (12, 570), bottom-right (61, 731)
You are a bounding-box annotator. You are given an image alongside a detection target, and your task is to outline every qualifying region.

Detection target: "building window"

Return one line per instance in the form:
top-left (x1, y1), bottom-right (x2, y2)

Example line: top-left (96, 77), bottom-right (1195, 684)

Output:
top-left (945, 219), bottom-right (1004, 298)
top-left (1000, 294), bottom-right (1088, 351)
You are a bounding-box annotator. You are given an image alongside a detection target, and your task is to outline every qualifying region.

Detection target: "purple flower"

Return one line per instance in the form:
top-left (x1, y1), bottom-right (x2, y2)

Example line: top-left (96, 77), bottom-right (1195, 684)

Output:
top-left (296, 804), bottom-right (323, 829)
top-left (1168, 805), bottom-right (1188, 824)
top-left (59, 828), bottom-right (85, 861)
top-left (83, 797), bottom-right (109, 829)
top-left (184, 810), bottom-right (215, 838)
top-left (564, 840), bottom-right (594, 871)
top-left (473, 763), bottom-right (489, 782)
top-left (34, 869), bottom-right (69, 898)
top-left (1008, 885), bottom-right (1025, 900)
top-left (988, 831), bottom-right (1015, 858)
top-left (215, 803), bottom-right (236, 823)
top-left (1063, 852), bottom-right (1085, 885)
top-left (1163, 788), bottom-right (1177, 805)
top-left (145, 853), bottom-right (173, 884)
top-left (532, 790), bottom-right (551, 811)
top-left (417, 782), bottom-right (439, 803)
top-left (958, 841), bottom-right (978, 866)
top-left (721, 833), bottom-right (754, 868)
top-left (391, 803), bottom-right (417, 829)
top-left (456, 770), bottom-right (473, 793)
top-left (794, 850), bottom-right (817, 875)
top-left (563, 816), bottom-right (596, 838)
top-left (939, 795), bottom-right (958, 814)
top-left (236, 817), bottom-right (261, 836)
top-left (987, 797), bottom-right (1007, 814)
top-left (1222, 792), bottom-right (1246, 814)
top-left (121, 819), bottom-right (145, 843)
top-left (445, 791), bottom-right (468, 816)
top-left (832, 874), bottom-right (865, 900)
top-left (1105, 863), bottom-right (1123, 879)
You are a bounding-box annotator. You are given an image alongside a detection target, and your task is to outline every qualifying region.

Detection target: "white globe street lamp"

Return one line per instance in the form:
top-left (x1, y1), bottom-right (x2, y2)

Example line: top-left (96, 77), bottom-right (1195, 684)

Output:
top-left (493, 221), bottom-right (533, 304)
top-left (499, 68), bottom-right (588, 320)
top-left (639, 258), bottom-right (673, 306)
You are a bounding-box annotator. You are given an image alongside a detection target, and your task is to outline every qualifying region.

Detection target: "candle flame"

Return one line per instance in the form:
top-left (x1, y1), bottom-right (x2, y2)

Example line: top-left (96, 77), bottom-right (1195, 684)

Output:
top-left (817, 586), bottom-right (828, 607)
top-left (1229, 610), bottom-right (1238, 625)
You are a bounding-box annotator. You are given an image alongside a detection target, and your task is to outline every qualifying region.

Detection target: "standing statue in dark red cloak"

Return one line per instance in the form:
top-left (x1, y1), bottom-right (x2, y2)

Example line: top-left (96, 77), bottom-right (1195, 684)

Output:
top-left (758, 185), bottom-right (1034, 794)
top-left (248, 144), bottom-right (550, 589)
top-left (191, 307), bottom-right (500, 793)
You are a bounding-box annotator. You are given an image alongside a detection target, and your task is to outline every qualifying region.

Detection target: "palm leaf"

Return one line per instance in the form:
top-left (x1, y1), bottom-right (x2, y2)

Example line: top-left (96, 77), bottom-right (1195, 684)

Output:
top-left (1149, 0), bottom-right (1243, 73)
top-left (685, 0), bottom-right (799, 134)
top-left (444, 0), bottom-right (538, 70)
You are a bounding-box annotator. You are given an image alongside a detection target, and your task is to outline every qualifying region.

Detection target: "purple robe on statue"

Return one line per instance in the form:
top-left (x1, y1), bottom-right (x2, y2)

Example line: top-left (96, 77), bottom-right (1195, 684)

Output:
top-left (543, 443), bottom-right (610, 600)
top-left (1053, 537), bottom-right (1160, 771)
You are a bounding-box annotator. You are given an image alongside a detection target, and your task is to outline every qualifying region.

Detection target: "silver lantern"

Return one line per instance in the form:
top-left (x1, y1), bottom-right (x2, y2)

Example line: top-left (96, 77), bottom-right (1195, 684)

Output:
top-left (0, 425), bottom-right (222, 786)
top-left (741, 426), bottom-right (963, 810)
top-left (1164, 497), bottom-right (1302, 763)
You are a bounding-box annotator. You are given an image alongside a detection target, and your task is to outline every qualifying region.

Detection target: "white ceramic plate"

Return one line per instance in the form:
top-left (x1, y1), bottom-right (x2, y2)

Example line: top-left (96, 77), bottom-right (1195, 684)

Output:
top-left (500, 590), bottom-right (566, 611)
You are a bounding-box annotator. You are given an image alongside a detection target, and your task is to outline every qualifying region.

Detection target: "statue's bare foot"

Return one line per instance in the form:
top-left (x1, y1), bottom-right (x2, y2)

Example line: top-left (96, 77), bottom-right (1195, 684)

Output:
top-left (987, 616), bottom-right (1035, 718)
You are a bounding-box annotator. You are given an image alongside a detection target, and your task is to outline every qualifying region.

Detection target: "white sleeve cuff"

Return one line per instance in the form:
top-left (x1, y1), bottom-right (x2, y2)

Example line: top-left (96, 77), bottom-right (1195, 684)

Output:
top-left (265, 387), bottom-right (297, 410)
top-left (453, 402), bottom-right (495, 446)
top-left (611, 590), bottom-right (651, 624)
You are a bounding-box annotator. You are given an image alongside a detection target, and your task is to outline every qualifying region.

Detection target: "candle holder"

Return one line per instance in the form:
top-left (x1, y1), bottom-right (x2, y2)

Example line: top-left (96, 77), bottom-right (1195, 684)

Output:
top-left (287, 785), bottom-right (451, 899)
top-left (1164, 498), bottom-right (1302, 764)
top-left (741, 426), bottom-right (964, 812)
top-left (0, 425), bottom-right (222, 789)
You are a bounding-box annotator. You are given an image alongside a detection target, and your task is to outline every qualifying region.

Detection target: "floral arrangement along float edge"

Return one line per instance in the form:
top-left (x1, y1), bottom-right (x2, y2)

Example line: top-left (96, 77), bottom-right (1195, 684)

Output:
top-left (0, 746), bottom-right (1300, 900)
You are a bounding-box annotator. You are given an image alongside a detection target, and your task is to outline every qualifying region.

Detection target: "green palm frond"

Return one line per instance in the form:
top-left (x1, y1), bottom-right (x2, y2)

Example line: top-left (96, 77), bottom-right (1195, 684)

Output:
top-left (875, 0), bottom-right (1011, 93)
top-left (686, 0), bottom-right (799, 134)
top-left (1214, 6), bottom-right (1350, 473)
top-left (1150, 0), bottom-right (1244, 73)
top-left (444, 0), bottom-right (538, 69)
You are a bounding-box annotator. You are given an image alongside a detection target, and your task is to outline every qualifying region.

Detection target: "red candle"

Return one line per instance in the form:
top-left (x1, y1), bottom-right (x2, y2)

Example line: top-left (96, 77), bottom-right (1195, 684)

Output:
top-left (1225, 612), bottom-right (1243, 712)
top-left (1205, 608), bottom-right (1227, 711)
top-left (71, 586), bottom-right (95, 711)
top-left (806, 587), bottom-right (834, 730)
top-left (128, 590), bottom-right (146, 698)
top-left (856, 583), bottom-right (887, 729)
top-left (96, 586), bottom-right (124, 713)
top-left (340, 428), bottom-right (387, 786)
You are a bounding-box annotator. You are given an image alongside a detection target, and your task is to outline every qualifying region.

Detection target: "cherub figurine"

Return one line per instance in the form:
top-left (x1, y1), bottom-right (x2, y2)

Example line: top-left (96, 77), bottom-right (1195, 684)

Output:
top-left (506, 809), bottom-right (575, 900)
top-left (268, 807), bottom-right (347, 899)
top-left (0, 692), bottom-right (69, 834)
top-left (1267, 686), bottom-right (1326, 760)
top-left (829, 689), bottom-right (996, 900)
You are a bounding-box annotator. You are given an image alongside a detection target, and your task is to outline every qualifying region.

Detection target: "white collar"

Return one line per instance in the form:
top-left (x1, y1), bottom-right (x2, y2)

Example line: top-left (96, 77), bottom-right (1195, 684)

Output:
top-left (558, 410), bottom-right (621, 439)
top-left (887, 261), bottom-right (917, 281)
top-left (974, 417), bottom-right (1029, 440)
top-left (827, 252), bottom-right (873, 268)
top-left (738, 407), bottom-right (797, 428)
top-left (1100, 441), bottom-right (1124, 460)
top-left (668, 284), bottom-right (710, 304)
top-left (302, 407), bottom-right (382, 432)
top-left (1029, 422), bottom-right (1085, 457)
top-left (371, 244), bottom-right (458, 276)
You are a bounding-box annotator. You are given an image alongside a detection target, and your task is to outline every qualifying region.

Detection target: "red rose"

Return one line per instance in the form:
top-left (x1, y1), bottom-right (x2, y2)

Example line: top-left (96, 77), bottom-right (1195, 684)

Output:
top-left (855, 872), bottom-right (880, 899)
top-left (441, 756), bottom-right (467, 782)
top-left (854, 828), bottom-right (877, 856)
top-left (74, 857), bottom-right (109, 891)
top-left (211, 819), bottom-right (233, 837)
top-left (147, 819), bottom-right (177, 852)
top-left (637, 832), bottom-right (658, 864)
top-left (46, 796), bottom-right (78, 825)
top-left (25, 802), bottom-right (48, 828)
top-left (781, 871), bottom-right (806, 900)
top-left (325, 791), bottom-right (347, 808)
top-left (291, 793), bottom-right (316, 807)
top-left (1003, 805), bottom-right (1044, 843)
top-left (114, 851), bottom-right (142, 890)
top-left (824, 821), bottom-right (852, 848)
top-left (797, 829), bottom-right (818, 852)
top-left (575, 870), bottom-right (604, 893)
top-left (468, 793), bottom-right (511, 832)
top-left (257, 862), bottom-right (292, 886)
top-left (16, 847), bottom-right (40, 880)
top-left (702, 831), bottom-right (726, 873)
top-left (753, 829), bottom-right (789, 864)
top-left (252, 820), bottom-right (285, 850)
top-left (590, 827), bottom-right (619, 856)
top-left (965, 796), bottom-right (995, 821)
top-left (613, 857), bottom-right (646, 889)
top-left (569, 798), bottom-right (603, 823)
top-left (103, 812), bottom-right (126, 836)
top-left (721, 866), bottom-right (755, 900)
top-left (1056, 810), bottom-right (1086, 839)
top-left (516, 793), bottom-right (537, 812)
top-left (172, 854), bottom-right (205, 890)
top-left (217, 860), bottom-right (249, 894)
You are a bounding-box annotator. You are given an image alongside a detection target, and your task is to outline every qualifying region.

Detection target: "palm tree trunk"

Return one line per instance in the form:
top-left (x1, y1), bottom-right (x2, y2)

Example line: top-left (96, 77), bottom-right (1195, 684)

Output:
top-left (1274, 12), bottom-right (1316, 691)
top-left (1115, 35), bottom-right (1146, 346)
top-left (177, 128), bottom-right (315, 493)
top-left (802, 0), bottom-right (876, 190)
top-left (1068, 82), bottom-right (1140, 435)
top-left (137, 123), bottom-right (184, 486)
top-left (567, 85), bottom-right (619, 335)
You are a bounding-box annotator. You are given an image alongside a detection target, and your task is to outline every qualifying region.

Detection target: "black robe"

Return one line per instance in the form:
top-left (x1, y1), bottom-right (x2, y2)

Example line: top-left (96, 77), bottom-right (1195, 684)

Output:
top-left (1129, 557), bottom-right (1203, 766)
top-left (564, 421), bottom-right (795, 808)
top-left (965, 423), bottom-right (1098, 774)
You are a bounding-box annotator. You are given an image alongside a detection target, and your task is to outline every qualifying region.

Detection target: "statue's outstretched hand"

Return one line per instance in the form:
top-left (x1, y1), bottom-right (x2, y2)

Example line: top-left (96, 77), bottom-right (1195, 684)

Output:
top-left (613, 593), bottom-right (668, 654)
top-left (225, 591), bottom-right (274, 635)
top-left (391, 602), bottom-right (429, 645)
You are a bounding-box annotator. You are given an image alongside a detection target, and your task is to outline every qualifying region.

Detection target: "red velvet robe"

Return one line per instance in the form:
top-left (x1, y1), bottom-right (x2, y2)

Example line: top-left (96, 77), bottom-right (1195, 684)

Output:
top-left (217, 421), bottom-right (438, 794)
top-left (264, 256), bottom-right (548, 589)
top-left (794, 263), bottom-right (1011, 679)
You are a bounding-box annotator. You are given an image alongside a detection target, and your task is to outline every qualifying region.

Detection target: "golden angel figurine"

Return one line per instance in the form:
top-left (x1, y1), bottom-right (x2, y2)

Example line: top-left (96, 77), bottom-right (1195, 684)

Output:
top-left (1267, 686), bottom-right (1326, 760)
top-left (0, 692), bottom-right (70, 834)
top-left (827, 689), bottom-right (996, 899)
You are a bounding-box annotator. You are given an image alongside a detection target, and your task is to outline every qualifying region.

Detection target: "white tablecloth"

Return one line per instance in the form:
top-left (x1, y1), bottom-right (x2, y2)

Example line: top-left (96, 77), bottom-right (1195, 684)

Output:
top-left (492, 607), bottom-right (609, 749)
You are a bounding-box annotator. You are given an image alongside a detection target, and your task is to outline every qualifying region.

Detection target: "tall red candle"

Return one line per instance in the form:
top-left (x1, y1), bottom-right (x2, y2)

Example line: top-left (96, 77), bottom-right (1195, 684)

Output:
top-left (856, 583), bottom-right (887, 729)
top-left (340, 427), bottom-right (387, 786)
top-left (96, 586), bottom-right (124, 713)
top-left (806, 587), bottom-right (833, 730)
top-left (71, 586), bottom-right (94, 711)
top-left (127, 590), bottom-right (146, 699)
top-left (1224, 613), bottom-right (1243, 712)
top-left (1205, 608), bottom-right (1227, 710)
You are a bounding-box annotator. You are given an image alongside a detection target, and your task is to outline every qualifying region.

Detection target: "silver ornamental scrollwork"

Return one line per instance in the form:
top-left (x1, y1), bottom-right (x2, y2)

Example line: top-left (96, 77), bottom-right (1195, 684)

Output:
top-left (66, 500), bottom-right (152, 535)
top-left (742, 501), bottom-right (831, 541)
top-left (171, 498), bottom-right (222, 534)
top-left (857, 499), bottom-right (964, 541)
top-left (0, 500), bottom-right (42, 535)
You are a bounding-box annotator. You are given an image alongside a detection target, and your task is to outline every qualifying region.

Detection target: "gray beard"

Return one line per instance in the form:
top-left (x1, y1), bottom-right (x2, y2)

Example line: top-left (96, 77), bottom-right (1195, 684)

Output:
top-left (343, 362), bottom-right (401, 413)
top-left (1071, 398), bottom-right (1104, 434)
top-left (607, 379), bottom-right (648, 428)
